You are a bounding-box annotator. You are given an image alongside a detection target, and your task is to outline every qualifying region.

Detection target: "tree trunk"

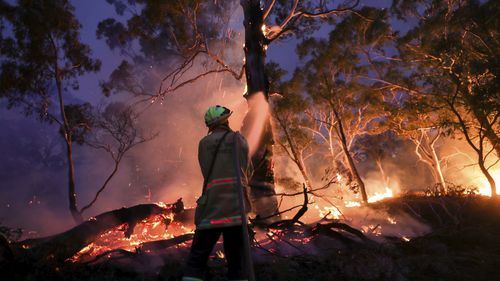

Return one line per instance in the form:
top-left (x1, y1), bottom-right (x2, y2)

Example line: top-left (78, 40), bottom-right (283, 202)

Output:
top-left (429, 143), bottom-right (447, 194)
top-left (54, 64), bottom-right (83, 224)
top-left (449, 99), bottom-right (497, 198)
top-left (65, 138), bottom-right (82, 223)
top-left (412, 130), bottom-right (447, 194)
top-left (375, 158), bottom-right (389, 187)
top-left (478, 155), bottom-right (497, 198)
top-left (469, 99), bottom-right (500, 159)
top-left (279, 118), bottom-right (313, 189)
top-left (240, 0), bottom-right (279, 221)
top-left (332, 109), bottom-right (368, 203)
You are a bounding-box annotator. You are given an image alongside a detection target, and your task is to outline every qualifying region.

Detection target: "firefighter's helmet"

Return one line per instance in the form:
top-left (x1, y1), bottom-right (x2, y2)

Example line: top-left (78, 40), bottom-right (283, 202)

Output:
top-left (204, 105), bottom-right (232, 127)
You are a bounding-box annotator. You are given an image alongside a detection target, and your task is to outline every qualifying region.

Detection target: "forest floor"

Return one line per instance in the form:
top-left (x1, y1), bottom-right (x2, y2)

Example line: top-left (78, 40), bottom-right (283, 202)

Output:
top-left (1, 195), bottom-right (499, 281)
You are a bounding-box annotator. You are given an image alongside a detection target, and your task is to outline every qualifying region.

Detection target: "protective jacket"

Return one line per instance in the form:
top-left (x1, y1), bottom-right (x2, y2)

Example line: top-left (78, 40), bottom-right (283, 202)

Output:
top-left (195, 128), bottom-right (251, 230)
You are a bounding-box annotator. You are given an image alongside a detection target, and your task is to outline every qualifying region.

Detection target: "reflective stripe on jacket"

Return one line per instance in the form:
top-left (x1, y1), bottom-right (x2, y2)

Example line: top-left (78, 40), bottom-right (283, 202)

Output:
top-left (195, 130), bottom-right (251, 230)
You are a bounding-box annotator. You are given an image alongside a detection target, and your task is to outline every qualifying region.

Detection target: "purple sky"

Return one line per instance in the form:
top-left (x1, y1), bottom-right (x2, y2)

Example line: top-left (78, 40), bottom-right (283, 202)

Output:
top-left (70, 0), bottom-right (398, 103)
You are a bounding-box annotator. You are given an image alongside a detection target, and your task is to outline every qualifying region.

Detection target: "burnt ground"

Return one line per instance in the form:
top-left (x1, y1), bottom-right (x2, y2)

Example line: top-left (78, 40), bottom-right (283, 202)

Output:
top-left (1, 196), bottom-right (499, 281)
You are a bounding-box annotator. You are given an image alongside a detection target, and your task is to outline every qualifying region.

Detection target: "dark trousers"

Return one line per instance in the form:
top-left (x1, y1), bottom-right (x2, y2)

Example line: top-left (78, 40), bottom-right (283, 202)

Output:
top-left (183, 225), bottom-right (246, 280)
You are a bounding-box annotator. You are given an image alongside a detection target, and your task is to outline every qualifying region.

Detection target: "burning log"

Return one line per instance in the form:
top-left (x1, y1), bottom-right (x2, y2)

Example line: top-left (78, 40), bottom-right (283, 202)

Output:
top-left (79, 233), bottom-right (194, 265)
top-left (13, 199), bottom-right (184, 263)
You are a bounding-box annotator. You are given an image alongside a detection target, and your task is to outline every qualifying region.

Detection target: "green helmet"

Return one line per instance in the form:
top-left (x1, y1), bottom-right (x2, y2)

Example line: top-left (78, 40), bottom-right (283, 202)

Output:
top-left (204, 105), bottom-right (232, 127)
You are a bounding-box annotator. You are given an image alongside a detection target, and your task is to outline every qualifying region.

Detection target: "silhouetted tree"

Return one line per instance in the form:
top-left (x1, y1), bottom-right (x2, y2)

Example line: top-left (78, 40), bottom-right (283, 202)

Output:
top-left (0, 0), bottom-right (151, 222)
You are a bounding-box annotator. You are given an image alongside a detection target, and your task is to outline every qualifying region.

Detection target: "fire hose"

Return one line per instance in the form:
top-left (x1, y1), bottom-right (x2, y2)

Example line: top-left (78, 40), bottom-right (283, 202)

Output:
top-left (232, 132), bottom-right (256, 281)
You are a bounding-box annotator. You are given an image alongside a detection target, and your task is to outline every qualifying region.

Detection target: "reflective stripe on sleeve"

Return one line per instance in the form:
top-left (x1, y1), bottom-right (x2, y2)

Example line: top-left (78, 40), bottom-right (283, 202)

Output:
top-left (199, 215), bottom-right (242, 227)
top-left (209, 215), bottom-right (241, 225)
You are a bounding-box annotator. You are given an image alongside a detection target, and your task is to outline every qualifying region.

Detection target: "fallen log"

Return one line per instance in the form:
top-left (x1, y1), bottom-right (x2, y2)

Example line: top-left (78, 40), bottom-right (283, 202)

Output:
top-left (140, 233), bottom-right (194, 252)
top-left (311, 222), bottom-right (375, 245)
top-left (13, 199), bottom-right (184, 263)
top-left (84, 248), bottom-right (136, 265)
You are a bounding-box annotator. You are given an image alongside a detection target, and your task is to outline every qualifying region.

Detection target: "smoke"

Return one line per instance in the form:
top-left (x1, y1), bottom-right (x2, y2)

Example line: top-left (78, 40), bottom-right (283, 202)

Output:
top-left (128, 80), bottom-right (248, 208)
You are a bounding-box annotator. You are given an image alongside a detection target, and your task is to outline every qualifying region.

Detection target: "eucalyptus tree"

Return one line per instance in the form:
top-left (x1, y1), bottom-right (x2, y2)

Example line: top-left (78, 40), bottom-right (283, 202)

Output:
top-left (392, 117), bottom-right (449, 194)
top-left (97, 0), bottom-right (359, 218)
top-left (271, 70), bottom-right (316, 190)
top-left (0, 0), bottom-right (150, 222)
top-left (389, 0), bottom-right (499, 197)
top-left (294, 7), bottom-right (394, 203)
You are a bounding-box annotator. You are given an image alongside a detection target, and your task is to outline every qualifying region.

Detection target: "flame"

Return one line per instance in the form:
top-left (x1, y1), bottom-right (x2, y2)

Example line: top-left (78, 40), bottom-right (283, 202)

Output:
top-left (69, 203), bottom-right (194, 263)
top-left (315, 205), bottom-right (342, 220)
top-left (368, 187), bottom-right (394, 203)
top-left (344, 201), bottom-right (361, 208)
top-left (343, 187), bottom-right (394, 207)
top-left (361, 224), bottom-right (382, 236)
top-left (474, 168), bottom-right (500, 197)
top-left (336, 173), bottom-right (343, 182)
top-left (387, 216), bottom-right (397, 224)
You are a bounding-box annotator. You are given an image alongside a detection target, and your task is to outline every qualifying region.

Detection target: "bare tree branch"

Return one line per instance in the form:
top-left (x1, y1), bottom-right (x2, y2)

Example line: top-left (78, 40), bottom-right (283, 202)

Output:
top-left (263, 0), bottom-right (277, 20)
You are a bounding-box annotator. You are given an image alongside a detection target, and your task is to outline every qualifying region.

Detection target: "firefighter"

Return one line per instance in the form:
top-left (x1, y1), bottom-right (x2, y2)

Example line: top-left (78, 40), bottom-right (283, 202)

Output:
top-left (182, 105), bottom-right (252, 281)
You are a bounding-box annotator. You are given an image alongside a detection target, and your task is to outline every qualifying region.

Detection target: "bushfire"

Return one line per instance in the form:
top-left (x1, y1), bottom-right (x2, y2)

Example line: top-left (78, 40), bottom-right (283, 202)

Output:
top-left (66, 168), bottom-right (497, 264)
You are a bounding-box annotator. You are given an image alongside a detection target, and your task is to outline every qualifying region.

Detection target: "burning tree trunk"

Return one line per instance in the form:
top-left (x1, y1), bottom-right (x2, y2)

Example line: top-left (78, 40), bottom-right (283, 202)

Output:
top-left (240, 0), bottom-right (280, 221)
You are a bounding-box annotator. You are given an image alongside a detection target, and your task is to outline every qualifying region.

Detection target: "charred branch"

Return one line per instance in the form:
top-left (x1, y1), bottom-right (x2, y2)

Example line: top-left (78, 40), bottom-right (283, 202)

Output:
top-left (311, 222), bottom-right (374, 245)
top-left (266, 185), bottom-right (309, 228)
